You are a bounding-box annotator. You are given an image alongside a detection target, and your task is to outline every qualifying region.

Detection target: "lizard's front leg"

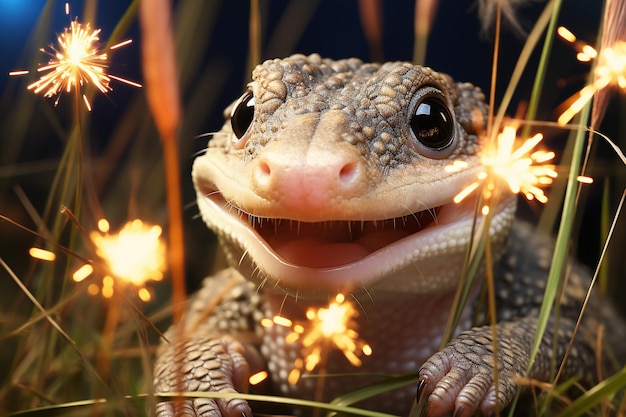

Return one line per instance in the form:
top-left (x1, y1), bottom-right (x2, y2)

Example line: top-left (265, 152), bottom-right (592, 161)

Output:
top-left (414, 225), bottom-right (605, 417)
top-left (154, 334), bottom-right (255, 417)
top-left (154, 269), bottom-right (264, 417)
top-left (416, 314), bottom-right (597, 417)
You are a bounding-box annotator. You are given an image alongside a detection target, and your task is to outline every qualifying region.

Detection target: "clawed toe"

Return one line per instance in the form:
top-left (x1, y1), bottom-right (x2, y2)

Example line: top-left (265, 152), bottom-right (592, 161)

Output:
top-left (416, 355), bottom-right (514, 417)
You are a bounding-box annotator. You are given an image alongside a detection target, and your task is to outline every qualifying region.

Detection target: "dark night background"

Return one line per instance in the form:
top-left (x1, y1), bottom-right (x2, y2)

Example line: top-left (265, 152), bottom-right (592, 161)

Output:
top-left (0, 0), bottom-right (623, 311)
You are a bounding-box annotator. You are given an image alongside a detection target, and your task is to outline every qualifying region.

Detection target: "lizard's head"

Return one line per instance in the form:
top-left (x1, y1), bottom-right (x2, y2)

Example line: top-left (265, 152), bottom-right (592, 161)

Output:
top-left (193, 54), bottom-right (516, 298)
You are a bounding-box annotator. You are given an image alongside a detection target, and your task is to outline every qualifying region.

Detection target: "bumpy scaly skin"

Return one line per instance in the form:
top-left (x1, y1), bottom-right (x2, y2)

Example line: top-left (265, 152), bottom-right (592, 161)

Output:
top-left (154, 55), bottom-right (623, 417)
top-left (154, 271), bottom-right (264, 417)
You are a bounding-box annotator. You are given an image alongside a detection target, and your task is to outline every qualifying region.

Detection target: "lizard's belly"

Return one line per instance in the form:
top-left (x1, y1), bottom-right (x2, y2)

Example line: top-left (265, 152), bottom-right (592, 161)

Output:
top-left (260, 290), bottom-right (473, 414)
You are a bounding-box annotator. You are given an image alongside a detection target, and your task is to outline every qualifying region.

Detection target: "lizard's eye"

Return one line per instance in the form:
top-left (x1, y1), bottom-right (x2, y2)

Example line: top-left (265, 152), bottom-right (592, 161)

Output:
top-left (408, 87), bottom-right (455, 157)
top-left (230, 89), bottom-right (255, 141)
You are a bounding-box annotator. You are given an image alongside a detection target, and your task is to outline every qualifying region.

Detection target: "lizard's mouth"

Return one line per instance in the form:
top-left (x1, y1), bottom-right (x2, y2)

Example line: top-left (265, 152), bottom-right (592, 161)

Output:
top-left (249, 206), bottom-right (441, 269)
top-left (196, 190), bottom-right (516, 295)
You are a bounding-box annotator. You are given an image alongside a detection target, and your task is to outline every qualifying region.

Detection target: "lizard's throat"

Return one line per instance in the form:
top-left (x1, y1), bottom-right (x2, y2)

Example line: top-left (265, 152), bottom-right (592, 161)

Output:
top-left (196, 189), bottom-right (517, 296)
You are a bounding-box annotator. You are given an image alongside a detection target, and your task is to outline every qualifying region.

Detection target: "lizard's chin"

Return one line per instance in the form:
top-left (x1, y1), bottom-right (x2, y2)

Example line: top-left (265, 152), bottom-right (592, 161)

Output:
top-left (196, 191), bottom-right (517, 297)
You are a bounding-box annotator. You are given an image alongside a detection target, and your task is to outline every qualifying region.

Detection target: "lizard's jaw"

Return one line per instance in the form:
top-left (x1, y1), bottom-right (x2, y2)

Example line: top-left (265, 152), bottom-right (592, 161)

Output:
top-left (196, 189), bottom-right (517, 297)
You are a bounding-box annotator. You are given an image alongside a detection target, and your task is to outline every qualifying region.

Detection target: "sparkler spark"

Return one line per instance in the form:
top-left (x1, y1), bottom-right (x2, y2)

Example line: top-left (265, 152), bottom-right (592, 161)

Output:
top-left (557, 26), bottom-right (626, 124)
top-left (10, 4), bottom-right (141, 111)
top-left (29, 247), bottom-right (57, 261)
top-left (73, 264), bottom-right (94, 282)
top-left (72, 219), bottom-right (166, 302)
top-left (262, 294), bottom-right (372, 384)
top-left (448, 124), bottom-right (558, 207)
top-left (248, 371), bottom-right (269, 386)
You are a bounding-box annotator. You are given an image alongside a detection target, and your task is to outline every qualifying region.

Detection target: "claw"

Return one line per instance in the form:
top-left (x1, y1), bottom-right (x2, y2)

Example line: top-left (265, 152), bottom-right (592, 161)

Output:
top-left (416, 379), bottom-right (425, 399)
top-left (413, 379), bottom-right (429, 417)
top-left (416, 378), bottom-right (427, 402)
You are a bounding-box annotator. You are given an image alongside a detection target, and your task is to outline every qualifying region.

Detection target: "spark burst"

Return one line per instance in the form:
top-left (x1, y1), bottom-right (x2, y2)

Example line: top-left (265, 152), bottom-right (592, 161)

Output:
top-left (262, 294), bottom-right (372, 384)
top-left (72, 219), bottom-right (166, 302)
top-left (557, 26), bottom-right (626, 124)
top-left (10, 4), bottom-right (141, 111)
top-left (447, 124), bottom-right (559, 210)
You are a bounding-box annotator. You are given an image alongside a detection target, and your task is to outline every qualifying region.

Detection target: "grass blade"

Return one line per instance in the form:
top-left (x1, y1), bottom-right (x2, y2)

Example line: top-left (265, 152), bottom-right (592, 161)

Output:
top-left (527, 106), bottom-right (591, 373)
top-left (556, 367), bottom-right (626, 417)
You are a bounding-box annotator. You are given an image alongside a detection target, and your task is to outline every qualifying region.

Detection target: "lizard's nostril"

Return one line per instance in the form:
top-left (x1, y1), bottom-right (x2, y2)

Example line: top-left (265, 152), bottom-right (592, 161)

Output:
top-left (257, 160), bottom-right (271, 176)
top-left (253, 158), bottom-right (272, 189)
top-left (339, 162), bottom-right (359, 186)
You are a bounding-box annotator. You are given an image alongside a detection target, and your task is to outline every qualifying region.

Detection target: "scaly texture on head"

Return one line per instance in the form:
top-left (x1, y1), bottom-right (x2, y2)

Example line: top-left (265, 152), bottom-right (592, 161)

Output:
top-left (194, 53), bottom-right (515, 296)
top-left (241, 55), bottom-right (485, 163)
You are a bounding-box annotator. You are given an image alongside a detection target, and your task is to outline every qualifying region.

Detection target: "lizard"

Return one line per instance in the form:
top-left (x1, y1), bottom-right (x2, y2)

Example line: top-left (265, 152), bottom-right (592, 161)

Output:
top-left (153, 53), bottom-right (624, 417)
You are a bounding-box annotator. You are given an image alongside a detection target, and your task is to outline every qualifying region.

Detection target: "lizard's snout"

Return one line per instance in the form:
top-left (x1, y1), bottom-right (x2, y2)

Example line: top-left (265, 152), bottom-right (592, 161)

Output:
top-left (251, 143), bottom-right (367, 216)
top-left (247, 110), bottom-right (369, 220)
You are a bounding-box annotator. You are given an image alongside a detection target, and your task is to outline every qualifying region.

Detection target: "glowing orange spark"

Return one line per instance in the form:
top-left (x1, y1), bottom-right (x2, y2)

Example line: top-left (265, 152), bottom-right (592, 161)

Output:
top-left (91, 219), bottom-right (165, 283)
top-left (110, 39), bottom-right (133, 50)
top-left (98, 218), bottom-right (110, 233)
top-left (595, 42), bottom-right (626, 88)
top-left (557, 26), bottom-right (576, 43)
top-left (72, 219), bottom-right (165, 301)
top-left (249, 371), bottom-right (269, 386)
top-left (10, 8), bottom-right (141, 111)
top-left (9, 70), bottom-right (29, 76)
top-left (102, 276), bottom-right (114, 298)
top-left (577, 175), bottom-right (594, 184)
top-left (29, 247), bottom-right (56, 261)
top-left (450, 124), bottom-right (559, 206)
top-left (557, 27), bottom-right (626, 124)
top-left (73, 263), bottom-right (94, 282)
top-left (263, 294), bottom-right (372, 384)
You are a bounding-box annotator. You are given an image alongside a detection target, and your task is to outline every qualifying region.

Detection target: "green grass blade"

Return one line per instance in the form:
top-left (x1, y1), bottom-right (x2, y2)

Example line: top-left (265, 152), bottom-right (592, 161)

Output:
top-left (8, 398), bottom-right (109, 417)
top-left (523, 0), bottom-right (563, 129)
top-left (9, 392), bottom-right (401, 417)
top-left (438, 204), bottom-right (485, 348)
top-left (492, 0), bottom-right (557, 133)
top-left (556, 367), bottom-right (626, 417)
top-left (599, 179), bottom-right (610, 295)
top-left (527, 106), bottom-right (591, 373)
top-left (330, 373), bottom-right (418, 408)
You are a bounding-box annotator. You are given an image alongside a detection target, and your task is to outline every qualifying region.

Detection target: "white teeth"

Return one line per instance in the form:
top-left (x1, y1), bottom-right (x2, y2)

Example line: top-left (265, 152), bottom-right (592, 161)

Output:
top-left (196, 187), bottom-right (518, 293)
top-left (223, 203), bottom-right (444, 269)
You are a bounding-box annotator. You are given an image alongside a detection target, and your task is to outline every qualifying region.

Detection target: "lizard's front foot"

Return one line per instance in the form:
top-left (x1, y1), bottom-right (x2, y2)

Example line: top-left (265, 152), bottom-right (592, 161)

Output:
top-left (416, 327), bottom-right (527, 417)
top-left (154, 335), bottom-right (252, 417)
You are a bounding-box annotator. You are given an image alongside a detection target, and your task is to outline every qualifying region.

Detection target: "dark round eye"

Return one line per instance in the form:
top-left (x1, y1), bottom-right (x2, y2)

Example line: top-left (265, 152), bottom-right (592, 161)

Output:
top-left (230, 90), bottom-right (255, 139)
top-left (410, 95), bottom-right (454, 151)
